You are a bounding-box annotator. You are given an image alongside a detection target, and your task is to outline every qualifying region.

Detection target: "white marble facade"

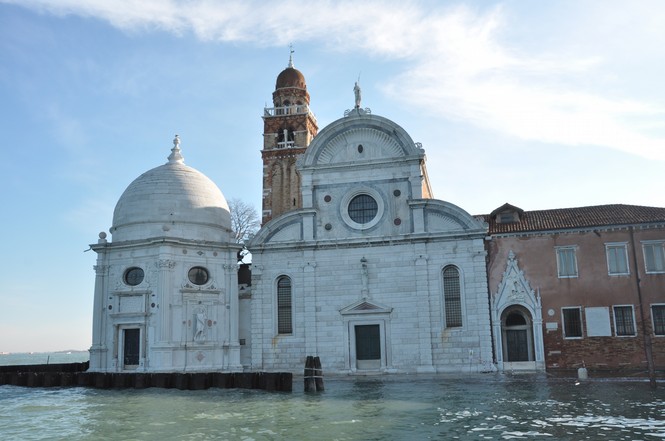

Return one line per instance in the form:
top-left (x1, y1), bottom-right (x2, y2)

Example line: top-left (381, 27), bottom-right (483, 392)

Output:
top-left (247, 110), bottom-right (494, 374)
top-left (89, 139), bottom-right (242, 372)
top-left (90, 112), bottom-right (495, 374)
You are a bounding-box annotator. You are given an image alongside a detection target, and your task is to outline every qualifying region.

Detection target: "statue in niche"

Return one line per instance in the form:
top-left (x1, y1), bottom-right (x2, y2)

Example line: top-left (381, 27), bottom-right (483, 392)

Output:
top-left (360, 257), bottom-right (369, 297)
top-left (508, 279), bottom-right (524, 302)
top-left (194, 311), bottom-right (206, 342)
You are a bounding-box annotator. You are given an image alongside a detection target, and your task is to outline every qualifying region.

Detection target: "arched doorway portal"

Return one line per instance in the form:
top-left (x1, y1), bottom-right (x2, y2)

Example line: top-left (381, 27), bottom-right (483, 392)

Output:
top-left (501, 306), bottom-right (534, 363)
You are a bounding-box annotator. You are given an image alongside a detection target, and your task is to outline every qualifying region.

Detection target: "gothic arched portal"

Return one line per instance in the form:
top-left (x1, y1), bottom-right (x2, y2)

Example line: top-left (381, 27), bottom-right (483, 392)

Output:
top-left (501, 306), bottom-right (534, 362)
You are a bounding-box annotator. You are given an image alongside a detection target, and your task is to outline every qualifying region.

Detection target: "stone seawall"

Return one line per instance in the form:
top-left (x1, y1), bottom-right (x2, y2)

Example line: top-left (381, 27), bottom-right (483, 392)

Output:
top-left (0, 363), bottom-right (292, 391)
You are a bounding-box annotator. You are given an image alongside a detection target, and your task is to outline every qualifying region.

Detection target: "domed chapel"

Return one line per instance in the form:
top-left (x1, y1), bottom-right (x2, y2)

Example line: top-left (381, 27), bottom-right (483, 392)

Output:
top-left (89, 55), bottom-right (494, 374)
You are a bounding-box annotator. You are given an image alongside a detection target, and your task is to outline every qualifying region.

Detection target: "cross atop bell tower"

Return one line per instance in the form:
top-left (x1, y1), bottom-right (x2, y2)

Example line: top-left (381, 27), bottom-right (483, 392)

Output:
top-left (261, 50), bottom-right (318, 225)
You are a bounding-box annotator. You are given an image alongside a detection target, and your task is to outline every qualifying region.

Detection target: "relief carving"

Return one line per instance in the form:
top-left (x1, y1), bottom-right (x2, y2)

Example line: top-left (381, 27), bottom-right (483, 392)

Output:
top-left (157, 259), bottom-right (176, 269)
top-left (93, 264), bottom-right (109, 275)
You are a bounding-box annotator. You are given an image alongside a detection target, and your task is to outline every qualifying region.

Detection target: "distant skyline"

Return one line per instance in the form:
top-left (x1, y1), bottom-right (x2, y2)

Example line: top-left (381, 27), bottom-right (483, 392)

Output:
top-left (1, 0), bottom-right (664, 352)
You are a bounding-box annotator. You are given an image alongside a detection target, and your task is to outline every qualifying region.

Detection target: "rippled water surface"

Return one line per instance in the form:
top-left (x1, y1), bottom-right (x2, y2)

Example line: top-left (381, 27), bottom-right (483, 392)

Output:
top-left (1, 375), bottom-right (664, 440)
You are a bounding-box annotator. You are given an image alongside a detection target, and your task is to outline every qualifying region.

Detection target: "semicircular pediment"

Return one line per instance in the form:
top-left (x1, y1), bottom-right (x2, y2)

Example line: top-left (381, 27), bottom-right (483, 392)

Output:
top-left (302, 114), bottom-right (422, 168)
top-left (316, 127), bottom-right (404, 165)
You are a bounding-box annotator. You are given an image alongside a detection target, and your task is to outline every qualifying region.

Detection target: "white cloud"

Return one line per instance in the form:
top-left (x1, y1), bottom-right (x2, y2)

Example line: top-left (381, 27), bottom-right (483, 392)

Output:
top-left (7, 0), bottom-right (665, 160)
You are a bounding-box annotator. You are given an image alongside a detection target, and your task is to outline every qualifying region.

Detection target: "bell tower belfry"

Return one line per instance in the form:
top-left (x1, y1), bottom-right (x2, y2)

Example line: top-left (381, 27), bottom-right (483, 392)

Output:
top-left (261, 51), bottom-right (318, 225)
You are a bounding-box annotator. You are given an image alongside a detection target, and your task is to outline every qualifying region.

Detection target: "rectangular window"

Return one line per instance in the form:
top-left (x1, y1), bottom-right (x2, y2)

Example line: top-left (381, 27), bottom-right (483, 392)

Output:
top-left (556, 247), bottom-right (578, 278)
top-left (562, 307), bottom-right (583, 338)
top-left (652, 304), bottom-right (665, 336)
top-left (605, 243), bottom-right (629, 275)
top-left (643, 241), bottom-right (665, 273)
top-left (613, 305), bottom-right (636, 336)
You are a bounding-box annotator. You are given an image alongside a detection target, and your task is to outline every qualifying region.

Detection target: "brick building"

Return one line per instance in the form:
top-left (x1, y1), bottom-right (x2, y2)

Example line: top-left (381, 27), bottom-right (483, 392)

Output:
top-left (484, 203), bottom-right (665, 373)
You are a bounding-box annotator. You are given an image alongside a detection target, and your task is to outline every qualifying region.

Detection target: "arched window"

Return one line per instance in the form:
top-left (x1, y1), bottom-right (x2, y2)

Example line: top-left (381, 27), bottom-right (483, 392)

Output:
top-left (277, 127), bottom-right (295, 148)
top-left (277, 276), bottom-right (293, 334)
top-left (443, 266), bottom-right (462, 328)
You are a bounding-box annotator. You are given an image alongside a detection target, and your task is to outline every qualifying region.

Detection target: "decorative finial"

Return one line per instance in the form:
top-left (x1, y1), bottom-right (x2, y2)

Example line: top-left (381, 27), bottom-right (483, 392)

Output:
top-left (288, 44), bottom-right (294, 68)
top-left (168, 134), bottom-right (184, 163)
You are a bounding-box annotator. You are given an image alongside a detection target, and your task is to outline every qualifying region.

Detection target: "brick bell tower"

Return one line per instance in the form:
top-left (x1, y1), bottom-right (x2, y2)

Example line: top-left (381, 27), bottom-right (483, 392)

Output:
top-left (261, 51), bottom-right (318, 225)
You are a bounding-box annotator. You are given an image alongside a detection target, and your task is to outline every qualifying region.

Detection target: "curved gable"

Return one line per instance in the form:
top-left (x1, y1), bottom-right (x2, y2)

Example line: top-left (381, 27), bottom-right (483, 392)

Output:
top-left (249, 211), bottom-right (305, 245)
top-left (302, 113), bottom-right (423, 167)
top-left (409, 199), bottom-right (488, 234)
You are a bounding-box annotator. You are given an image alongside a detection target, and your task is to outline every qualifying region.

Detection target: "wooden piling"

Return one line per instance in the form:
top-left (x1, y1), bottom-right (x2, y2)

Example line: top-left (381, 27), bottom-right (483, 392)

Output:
top-left (304, 356), bottom-right (316, 392)
top-left (313, 356), bottom-right (324, 392)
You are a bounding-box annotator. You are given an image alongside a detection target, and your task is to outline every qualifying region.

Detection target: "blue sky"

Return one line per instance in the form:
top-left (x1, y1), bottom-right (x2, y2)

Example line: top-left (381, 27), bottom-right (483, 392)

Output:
top-left (1, 0), bottom-right (663, 352)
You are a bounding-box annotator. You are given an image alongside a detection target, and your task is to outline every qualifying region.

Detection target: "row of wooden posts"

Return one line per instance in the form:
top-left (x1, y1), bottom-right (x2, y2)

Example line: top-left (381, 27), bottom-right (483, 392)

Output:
top-left (0, 362), bottom-right (292, 391)
top-left (304, 355), bottom-right (324, 392)
top-left (0, 358), bottom-right (323, 392)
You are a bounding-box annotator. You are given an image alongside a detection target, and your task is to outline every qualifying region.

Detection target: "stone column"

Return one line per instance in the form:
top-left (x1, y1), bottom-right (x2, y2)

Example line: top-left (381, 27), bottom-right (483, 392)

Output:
top-left (302, 254), bottom-right (317, 356)
top-left (249, 263), bottom-right (264, 370)
top-left (224, 259), bottom-right (242, 370)
top-left (90, 257), bottom-right (108, 371)
top-left (157, 258), bottom-right (176, 342)
top-left (414, 251), bottom-right (435, 372)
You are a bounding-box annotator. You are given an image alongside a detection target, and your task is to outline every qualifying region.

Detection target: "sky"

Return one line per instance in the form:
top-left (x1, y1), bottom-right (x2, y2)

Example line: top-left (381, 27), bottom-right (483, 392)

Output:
top-left (1, 0), bottom-right (664, 353)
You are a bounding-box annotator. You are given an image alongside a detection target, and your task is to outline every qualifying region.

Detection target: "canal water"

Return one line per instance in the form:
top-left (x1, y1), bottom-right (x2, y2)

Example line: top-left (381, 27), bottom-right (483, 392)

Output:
top-left (1, 373), bottom-right (663, 440)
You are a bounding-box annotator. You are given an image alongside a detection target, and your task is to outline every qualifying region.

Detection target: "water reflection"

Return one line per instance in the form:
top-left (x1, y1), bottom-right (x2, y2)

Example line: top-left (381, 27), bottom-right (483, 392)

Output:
top-left (1, 374), bottom-right (664, 440)
top-left (351, 379), bottom-right (385, 419)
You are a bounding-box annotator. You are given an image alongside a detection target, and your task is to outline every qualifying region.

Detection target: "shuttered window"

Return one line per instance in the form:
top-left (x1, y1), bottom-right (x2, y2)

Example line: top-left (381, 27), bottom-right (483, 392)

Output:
top-left (605, 243), bottom-right (629, 275)
top-left (556, 247), bottom-right (578, 278)
top-left (643, 242), bottom-right (665, 273)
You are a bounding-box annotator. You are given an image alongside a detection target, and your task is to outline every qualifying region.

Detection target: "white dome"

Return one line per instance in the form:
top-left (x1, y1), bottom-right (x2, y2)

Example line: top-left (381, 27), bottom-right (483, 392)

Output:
top-left (111, 143), bottom-right (231, 243)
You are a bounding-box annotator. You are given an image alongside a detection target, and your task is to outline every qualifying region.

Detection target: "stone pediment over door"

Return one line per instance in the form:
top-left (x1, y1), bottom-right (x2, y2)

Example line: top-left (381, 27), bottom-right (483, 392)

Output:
top-left (491, 250), bottom-right (545, 371)
top-left (340, 299), bottom-right (393, 316)
top-left (492, 250), bottom-right (541, 313)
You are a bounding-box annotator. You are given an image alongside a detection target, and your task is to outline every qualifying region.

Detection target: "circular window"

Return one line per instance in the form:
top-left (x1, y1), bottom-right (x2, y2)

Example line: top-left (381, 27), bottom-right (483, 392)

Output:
top-left (124, 267), bottom-right (144, 286)
top-left (340, 188), bottom-right (385, 230)
top-left (188, 267), bottom-right (209, 285)
top-left (348, 194), bottom-right (378, 224)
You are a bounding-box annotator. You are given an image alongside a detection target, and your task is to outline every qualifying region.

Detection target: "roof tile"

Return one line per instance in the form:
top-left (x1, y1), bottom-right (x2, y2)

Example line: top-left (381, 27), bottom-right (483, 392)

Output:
top-left (480, 204), bottom-right (665, 234)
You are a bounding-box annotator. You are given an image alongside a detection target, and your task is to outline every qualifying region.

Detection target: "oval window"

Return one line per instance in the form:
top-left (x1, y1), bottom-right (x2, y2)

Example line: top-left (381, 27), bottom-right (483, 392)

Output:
top-left (124, 267), bottom-right (144, 286)
top-left (188, 266), bottom-right (209, 285)
top-left (348, 194), bottom-right (378, 224)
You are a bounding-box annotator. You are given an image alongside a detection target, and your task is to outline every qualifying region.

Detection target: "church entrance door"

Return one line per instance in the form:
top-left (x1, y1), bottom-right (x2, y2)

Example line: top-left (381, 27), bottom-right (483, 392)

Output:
top-left (501, 307), bottom-right (534, 363)
top-left (123, 328), bottom-right (140, 368)
top-left (355, 324), bottom-right (381, 370)
top-left (506, 329), bottom-right (529, 361)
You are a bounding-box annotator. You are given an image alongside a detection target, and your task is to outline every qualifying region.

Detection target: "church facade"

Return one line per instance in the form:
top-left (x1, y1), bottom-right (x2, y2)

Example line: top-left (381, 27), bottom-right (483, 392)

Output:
top-left (247, 107), bottom-right (494, 375)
